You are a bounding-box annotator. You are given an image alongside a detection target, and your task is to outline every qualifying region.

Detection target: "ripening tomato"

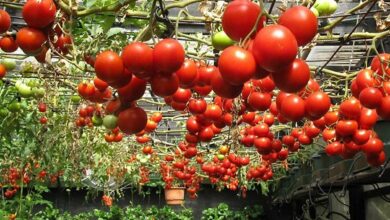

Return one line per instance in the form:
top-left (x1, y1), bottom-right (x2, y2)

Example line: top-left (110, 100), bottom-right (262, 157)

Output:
top-left (252, 25), bottom-right (298, 72)
top-left (150, 112), bottom-right (162, 123)
top-left (377, 96), bottom-right (390, 120)
top-left (305, 91), bottom-right (331, 120)
top-left (0, 64), bottom-right (6, 79)
top-left (218, 46), bottom-right (256, 85)
top-left (118, 107), bottom-right (147, 134)
top-left (16, 27), bottom-right (46, 55)
top-left (211, 69), bottom-right (243, 99)
top-left (150, 73), bottom-right (179, 97)
top-left (280, 94), bottom-right (305, 121)
top-left (94, 51), bottom-right (124, 84)
top-left (272, 59), bottom-right (310, 93)
top-left (0, 10), bottom-right (10, 33)
top-left (118, 76), bottom-right (146, 103)
top-left (371, 53), bottom-right (390, 76)
top-left (188, 98), bottom-right (207, 115)
top-left (222, 0), bottom-right (265, 41)
top-left (22, 0), bottom-right (56, 28)
top-left (359, 87), bottom-right (383, 109)
top-left (121, 42), bottom-right (153, 74)
top-left (78, 82), bottom-right (95, 98)
top-left (247, 91), bottom-right (272, 111)
top-left (278, 6), bottom-right (318, 46)
top-left (153, 38), bottom-right (185, 74)
top-left (0, 36), bottom-right (18, 52)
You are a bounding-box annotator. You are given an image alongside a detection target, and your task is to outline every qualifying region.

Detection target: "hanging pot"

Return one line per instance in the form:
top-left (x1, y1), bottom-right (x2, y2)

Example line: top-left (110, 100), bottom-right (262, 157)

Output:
top-left (164, 187), bottom-right (185, 205)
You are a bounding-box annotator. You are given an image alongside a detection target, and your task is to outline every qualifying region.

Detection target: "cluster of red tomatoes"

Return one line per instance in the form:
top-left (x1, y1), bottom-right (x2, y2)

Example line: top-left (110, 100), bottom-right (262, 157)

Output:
top-left (38, 102), bottom-right (48, 124)
top-left (1, 0), bottom-right (72, 62)
top-left (320, 53), bottom-right (390, 166)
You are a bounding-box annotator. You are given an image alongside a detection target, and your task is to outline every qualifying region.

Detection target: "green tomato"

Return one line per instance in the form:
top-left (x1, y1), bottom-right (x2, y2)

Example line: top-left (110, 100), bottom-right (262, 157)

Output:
top-left (1, 59), bottom-right (16, 71)
top-left (139, 158), bottom-right (148, 164)
top-left (32, 87), bottom-right (45, 98)
top-left (328, 0), bottom-right (338, 15)
top-left (314, 0), bottom-right (330, 16)
top-left (0, 108), bottom-right (9, 117)
top-left (8, 101), bottom-right (21, 112)
top-left (17, 83), bottom-right (33, 98)
top-left (212, 31), bottom-right (235, 51)
top-left (103, 115), bottom-right (118, 129)
top-left (92, 115), bottom-right (103, 126)
top-left (217, 154), bottom-right (225, 160)
top-left (70, 95), bottom-right (81, 103)
top-left (27, 79), bottom-right (40, 88)
top-left (310, 7), bottom-right (319, 17)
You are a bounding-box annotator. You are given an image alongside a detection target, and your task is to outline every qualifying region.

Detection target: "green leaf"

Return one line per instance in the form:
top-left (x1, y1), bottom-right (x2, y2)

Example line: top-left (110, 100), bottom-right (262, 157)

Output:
top-left (106, 27), bottom-right (124, 38)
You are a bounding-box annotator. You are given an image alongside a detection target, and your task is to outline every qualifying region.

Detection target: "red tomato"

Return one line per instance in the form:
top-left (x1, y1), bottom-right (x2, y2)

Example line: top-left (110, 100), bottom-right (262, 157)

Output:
top-left (94, 51), bottom-right (124, 84)
top-left (171, 101), bottom-right (187, 111)
top-left (121, 42), bottom-right (153, 74)
top-left (359, 87), bottom-right (383, 109)
top-left (324, 111), bottom-right (339, 126)
top-left (353, 129), bottom-right (370, 145)
top-left (0, 36), bottom-right (18, 52)
top-left (263, 113), bottom-right (275, 126)
top-left (40, 116), bottom-right (48, 124)
top-left (54, 34), bottom-right (72, 54)
top-left (16, 27), bottom-right (46, 55)
top-left (335, 120), bottom-right (358, 137)
top-left (254, 137), bottom-right (272, 155)
top-left (280, 94), bottom-right (305, 121)
top-left (93, 77), bottom-right (109, 91)
top-left (276, 92), bottom-right (292, 111)
top-left (150, 73), bottom-right (179, 97)
top-left (252, 25), bottom-right (298, 72)
top-left (325, 141), bottom-right (343, 156)
top-left (188, 99), bottom-right (207, 115)
top-left (175, 59), bottom-right (198, 88)
top-left (272, 59), bottom-right (310, 93)
top-left (109, 69), bottom-right (133, 89)
top-left (371, 53), bottom-right (390, 76)
top-left (22, 0), bottom-right (56, 28)
top-left (254, 123), bottom-right (269, 137)
top-left (322, 128), bottom-right (336, 142)
top-left (199, 127), bottom-right (214, 142)
top-left (77, 82), bottom-right (95, 98)
top-left (367, 151), bottom-right (386, 167)
top-left (362, 138), bottom-right (384, 155)
top-left (247, 91), bottom-right (271, 111)
top-left (377, 96), bottom-right (390, 120)
top-left (304, 123), bottom-right (321, 138)
top-left (118, 107), bottom-right (147, 134)
top-left (193, 85), bottom-right (212, 96)
top-left (359, 108), bottom-right (378, 129)
top-left (339, 97), bottom-right (362, 120)
top-left (355, 68), bottom-right (379, 92)
top-left (218, 46), bottom-right (256, 85)
top-left (305, 91), bottom-right (331, 120)
top-left (211, 69), bottom-right (243, 99)
top-left (278, 6), bottom-right (317, 46)
top-left (222, 0), bottom-right (265, 41)
top-left (0, 10), bottom-right (11, 33)
top-left (118, 76), bottom-right (147, 103)
top-left (204, 104), bottom-right (222, 121)
top-left (153, 38), bottom-right (184, 74)
top-left (172, 88), bottom-right (191, 103)
top-left (197, 65), bottom-right (217, 86)
top-left (350, 79), bottom-right (360, 98)
top-left (252, 76), bottom-right (275, 93)
top-left (144, 120), bottom-right (157, 132)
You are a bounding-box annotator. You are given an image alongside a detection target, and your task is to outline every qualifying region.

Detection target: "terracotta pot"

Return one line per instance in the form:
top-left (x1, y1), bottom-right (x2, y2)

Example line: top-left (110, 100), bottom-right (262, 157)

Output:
top-left (164, 187), bottom-right (185, 205)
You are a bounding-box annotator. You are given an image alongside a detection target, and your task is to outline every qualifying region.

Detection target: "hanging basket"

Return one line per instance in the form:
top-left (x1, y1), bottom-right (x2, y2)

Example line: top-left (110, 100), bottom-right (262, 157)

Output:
top-left (164, 187), bottom-right (185, 205)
